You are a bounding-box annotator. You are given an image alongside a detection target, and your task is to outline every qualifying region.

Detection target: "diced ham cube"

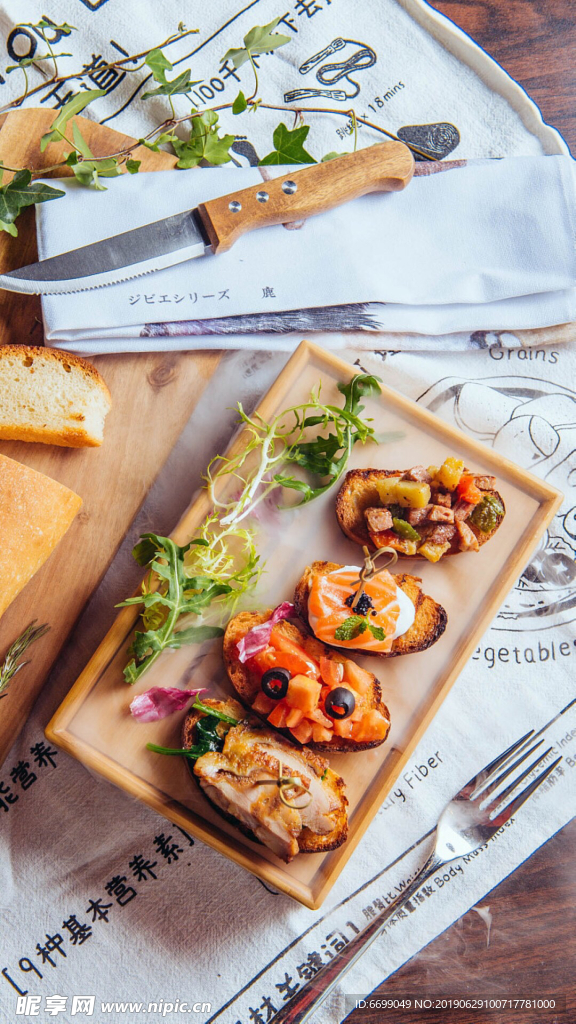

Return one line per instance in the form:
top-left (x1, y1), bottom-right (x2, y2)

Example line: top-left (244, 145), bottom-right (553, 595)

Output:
top-left (453, 499), bottom-right (476, 521)
top-left (407, 505), bottom-right (432, 525)
top-left (432, 492), bottom-right (451, 507)
top-left (475, 475), bottom-right (497, 490)
top-left (428, 524), bottom-right (456, 545)
top-left (428, 505), bottom-right (455, 523)
top-left (365, 506), bottom-right (393, 532)
top-left (456, 519), bottom-right (480, 551)
top-left (402, 465), bottom-right (432, 483)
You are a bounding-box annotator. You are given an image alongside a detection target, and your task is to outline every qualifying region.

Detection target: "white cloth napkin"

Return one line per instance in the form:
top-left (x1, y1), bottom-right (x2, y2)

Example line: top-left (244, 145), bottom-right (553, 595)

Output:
top-left (36, 155), bottom-right (576, 354)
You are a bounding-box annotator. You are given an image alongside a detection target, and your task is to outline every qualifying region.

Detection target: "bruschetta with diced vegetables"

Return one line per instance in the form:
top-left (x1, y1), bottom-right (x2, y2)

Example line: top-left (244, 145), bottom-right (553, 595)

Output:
top-left (336, 457), bottom-right (505, 562)
top-left (223, 610), bottom-right (391, 752)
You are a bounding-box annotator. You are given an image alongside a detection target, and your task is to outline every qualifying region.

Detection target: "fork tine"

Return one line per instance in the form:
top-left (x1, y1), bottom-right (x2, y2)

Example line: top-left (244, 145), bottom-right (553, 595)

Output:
top-left (474, 739), bottom-right (544, 800)
top-left (464, 729), bottom-right (534, 794)
top-left (485, 745), bottom-right (553, 812)
top-left (490, 756), bottom-right (562, 827)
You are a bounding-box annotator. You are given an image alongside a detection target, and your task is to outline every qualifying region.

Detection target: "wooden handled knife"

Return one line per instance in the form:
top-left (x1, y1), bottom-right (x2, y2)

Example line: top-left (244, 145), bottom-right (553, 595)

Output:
top-left (0, 141), bottom-right (414, 295)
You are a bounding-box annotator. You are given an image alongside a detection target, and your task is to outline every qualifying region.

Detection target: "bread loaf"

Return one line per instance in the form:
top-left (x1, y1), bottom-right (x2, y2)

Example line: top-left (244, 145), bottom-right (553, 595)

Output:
top-left (0, 345), bottom-right (111, 447)
top-left (0, 454), bottom-right (82, 618)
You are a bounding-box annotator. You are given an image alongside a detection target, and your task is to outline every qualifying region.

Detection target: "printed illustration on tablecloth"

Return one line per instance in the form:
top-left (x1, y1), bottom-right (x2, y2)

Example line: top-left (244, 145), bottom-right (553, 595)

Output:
top-left (418, 373), bottom-right (576, 631)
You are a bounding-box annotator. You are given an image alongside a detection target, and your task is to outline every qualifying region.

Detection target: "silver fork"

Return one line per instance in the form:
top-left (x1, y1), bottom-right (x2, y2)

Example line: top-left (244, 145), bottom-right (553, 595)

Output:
top-left (272, 730), bottom-right (562, 1024)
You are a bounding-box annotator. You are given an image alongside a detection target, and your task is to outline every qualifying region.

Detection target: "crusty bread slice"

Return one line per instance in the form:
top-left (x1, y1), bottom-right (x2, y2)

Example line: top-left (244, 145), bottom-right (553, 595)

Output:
top-left (294, 560), bottom-right (447, 658)
top-left (336, 468), bottom-right (505, 554)
top-left (0, 453), bottom-right (82, 618)
top-left (223, 612), bottom-right (391, 752)
top-left (0, 345), bottom-right (111, 447)
top-left (182, 697), bottom-right (348, 856)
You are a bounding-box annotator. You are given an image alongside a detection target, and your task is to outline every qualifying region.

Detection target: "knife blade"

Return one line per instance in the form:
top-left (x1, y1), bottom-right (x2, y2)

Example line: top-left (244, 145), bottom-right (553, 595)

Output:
top-left (0, 141), bottom-right (414, 295)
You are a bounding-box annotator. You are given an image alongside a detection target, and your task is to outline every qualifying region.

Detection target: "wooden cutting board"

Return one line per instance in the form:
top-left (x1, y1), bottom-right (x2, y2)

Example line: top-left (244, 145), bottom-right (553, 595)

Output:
top-left (0, 109), bottom-right (221, 767)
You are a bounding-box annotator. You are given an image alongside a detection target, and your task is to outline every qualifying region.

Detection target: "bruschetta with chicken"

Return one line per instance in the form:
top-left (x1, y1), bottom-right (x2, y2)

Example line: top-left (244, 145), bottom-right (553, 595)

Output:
top-left (336, 456), bottom-right (505, 563)
top-left (182, 697), bottom-right (348, 862)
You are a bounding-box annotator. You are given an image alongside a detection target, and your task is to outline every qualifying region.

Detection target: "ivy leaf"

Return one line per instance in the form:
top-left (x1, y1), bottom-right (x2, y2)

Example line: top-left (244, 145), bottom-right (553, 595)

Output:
top-left (126, 159), bottom-right (141, 174)
top-left (142, 68), bottom-right (200, 99)
top-left (70, 122), bottom-right (120, 190)
top-left (35, 18), bottom-right (76, 35)
top-left (6, 53), bottom-right (72, 72)
top-left (173, 110), bottom-right (234, 168)
top-left (144, 47), bottom-right (173, 85)
top-left (232, 90), bottom-right (248, 115)
top-left (40, 88), bottom-right (106, 150)
top-left (138, 132), bottom-right (176, 152)
top-left (321, 151), bottom-right (348, 162)
top-left (259, 123), bottom-right (316, 165)
top-left (222, 16), bottom-right (291, 69)
top-left (0, 169), bottom-right (65, 236)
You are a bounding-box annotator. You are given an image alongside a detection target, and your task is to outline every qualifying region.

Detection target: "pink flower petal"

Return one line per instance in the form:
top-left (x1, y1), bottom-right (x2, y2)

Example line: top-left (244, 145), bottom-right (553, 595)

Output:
top-left (236, 602), bottom-right (295, 663)
top-left (130, 686), bottom-right (206, 722)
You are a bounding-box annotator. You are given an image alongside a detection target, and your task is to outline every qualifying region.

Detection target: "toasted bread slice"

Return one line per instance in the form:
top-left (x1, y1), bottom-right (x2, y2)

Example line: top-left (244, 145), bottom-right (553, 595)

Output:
top-left (0, 345), bottom-right (111, 447)
top-left (336, 468), bottom-right (505, 555)
top-left (223, 613), bottom-right (391, 752)
top-left (182, 697), bottom-right (348, 859)
top-left (294, 560), bottom-right (447, 658)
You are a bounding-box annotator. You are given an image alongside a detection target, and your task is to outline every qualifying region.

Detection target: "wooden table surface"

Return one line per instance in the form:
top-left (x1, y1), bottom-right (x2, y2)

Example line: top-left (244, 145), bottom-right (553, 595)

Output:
top-left (348, 2), bottom-right (576, 1023)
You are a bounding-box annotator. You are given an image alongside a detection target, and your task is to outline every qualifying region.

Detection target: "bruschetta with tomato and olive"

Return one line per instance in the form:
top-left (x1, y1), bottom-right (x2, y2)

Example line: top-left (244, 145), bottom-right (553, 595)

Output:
top-left (223, 611), bottom-right (391, 752)
top-left (182, 697), bottom-right (348, 862)
top-left (336, 456), bottom-right (505, 563)
top-left (294, 560), bottom-right (446, 658)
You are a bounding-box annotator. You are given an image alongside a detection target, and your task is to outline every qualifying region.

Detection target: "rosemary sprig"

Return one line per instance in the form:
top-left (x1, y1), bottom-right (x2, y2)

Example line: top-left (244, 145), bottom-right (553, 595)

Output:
top-left (0, 621), bottom-right (50, 700)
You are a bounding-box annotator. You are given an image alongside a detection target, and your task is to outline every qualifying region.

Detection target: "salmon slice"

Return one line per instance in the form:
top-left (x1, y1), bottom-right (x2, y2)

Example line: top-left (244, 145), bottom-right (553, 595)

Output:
top-left (308, 568), bottom-right (400, 652)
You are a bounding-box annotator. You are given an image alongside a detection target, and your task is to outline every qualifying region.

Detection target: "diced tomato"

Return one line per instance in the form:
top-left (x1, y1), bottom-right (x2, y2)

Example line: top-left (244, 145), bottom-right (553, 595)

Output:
top-left (456, 474), bottom-right (482, 505)
top-left (308, 707), bottom-right (334, 728)
top-left (350, 707), bottom-right (363, 722)
top-left (312, 723), bottom-right (333, 744)
top-left (370, 529), bottom-right (416, 556)
top-left (333, 718), bottom-right (354, 739)
top-left (285, 674), bottom-right (322, 714)
top-left (249, 647), bottom-right (277, 675)
top-left (269, 629), bottom-right (320, 678)
top-left (342, 659), bottom-right (373, 696)
top-left (351, 710), bottom-right (389, 743)
top-left (320, 656), bottom-right (344, 689)
top-left (290, 719), bottom-right (314, 744)
top-left (252, 692), bottom-right (276, 715)
top-left (285, 707), bottom-right (304, 729)
top-left (320, 685), bottom-right (331, 703)
top-left (267, 704), bottom-right (289, 729)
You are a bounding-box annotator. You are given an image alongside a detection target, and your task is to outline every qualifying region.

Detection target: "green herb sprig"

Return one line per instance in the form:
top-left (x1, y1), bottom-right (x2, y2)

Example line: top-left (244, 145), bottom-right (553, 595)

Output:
top-left (120, 375), bottom-right (382, 685)
top-left (207, 373), bottom-right (382, 526)
top-left (334, 615), bottom-right (386, 643)
top-left (0, 621), bottom-right (50, 699)
top-left (147, 698), bottom-right (238, 759)
top-left (116, 535), bottom-right (231, 684)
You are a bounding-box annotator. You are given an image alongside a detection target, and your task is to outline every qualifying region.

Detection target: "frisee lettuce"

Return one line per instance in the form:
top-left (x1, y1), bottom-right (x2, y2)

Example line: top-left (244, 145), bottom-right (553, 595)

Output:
top-left (206, 373), bottom-right (381, 527)
top-left (119, 374), bottom-right (382, 684)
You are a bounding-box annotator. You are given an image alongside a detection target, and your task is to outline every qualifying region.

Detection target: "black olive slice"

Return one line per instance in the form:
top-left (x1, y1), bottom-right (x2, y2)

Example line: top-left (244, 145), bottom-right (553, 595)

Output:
top-left (261, 667), bottom-right (290, 700)
top-left (324, 686), bottom-right (356, 720)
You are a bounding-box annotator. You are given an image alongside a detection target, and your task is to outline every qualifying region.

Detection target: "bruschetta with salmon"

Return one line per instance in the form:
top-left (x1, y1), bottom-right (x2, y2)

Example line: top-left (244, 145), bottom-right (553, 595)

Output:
top-left (182, 697), bottom-right (348, 862)
top-left (294, 560), bottom-right (447, 658)
top-left (336, 457), bottom-right (505, 563)
top-left (223, 612), bottom-right (392, 752)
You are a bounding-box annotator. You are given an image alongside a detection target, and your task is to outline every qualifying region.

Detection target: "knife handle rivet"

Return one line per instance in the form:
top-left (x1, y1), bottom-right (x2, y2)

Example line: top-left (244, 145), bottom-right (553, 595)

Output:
top-left (282, 180), bottom-right (298, 195)
top-left (229, 200), bottom-right (242, 213)
top-left (256, 191), bottom-right (269, 203)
